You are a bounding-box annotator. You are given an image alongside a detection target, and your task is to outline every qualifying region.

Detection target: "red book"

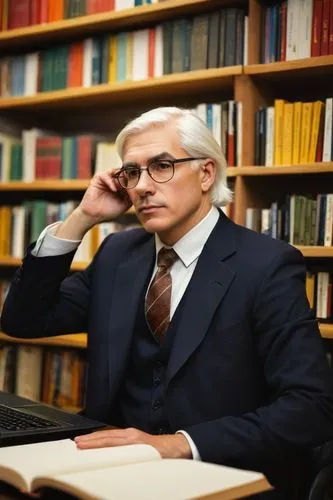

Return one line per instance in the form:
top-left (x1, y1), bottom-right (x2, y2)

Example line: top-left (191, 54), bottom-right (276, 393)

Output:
top-left (315, 106), bottom-right (325, 162)
top-left (148, 28), bottom-right (155, 78)
top-left (320, 0), bottom-right (330, 54)
top-left (279, 1), bottom-right (287, 61)
top-left (329, 0), bottom-right (333, 53)
top-left (39, 0), bottom-right (48, 24)
top-left (68, 42), bottom-right (84, 88)
top-left (31, 0), bottom-right (41, 25)
top-left (8, 0), bottom-right (30, 29)
top-left (47, 137), bottom-right (62, 179)
top-left (77, 136), bottom-right (93, 179)
top-left (87, 0), bottom-right (97, 14)
top-left (36, 137), bottom-right (48, 179)
top-left (311, 0), bottom-right (323, 56)
top-left (0, 0), bottom-right (4, 31)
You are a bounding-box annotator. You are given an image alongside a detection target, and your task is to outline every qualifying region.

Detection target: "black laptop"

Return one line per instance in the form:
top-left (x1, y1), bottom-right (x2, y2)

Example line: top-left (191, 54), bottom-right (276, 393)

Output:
top-left (0, 391), bottom-right (106, 447)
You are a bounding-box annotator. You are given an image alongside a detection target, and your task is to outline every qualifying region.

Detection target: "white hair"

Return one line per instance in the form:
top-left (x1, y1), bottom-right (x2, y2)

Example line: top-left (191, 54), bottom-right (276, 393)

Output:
top-left (115, 106), bottom-right (233, 206)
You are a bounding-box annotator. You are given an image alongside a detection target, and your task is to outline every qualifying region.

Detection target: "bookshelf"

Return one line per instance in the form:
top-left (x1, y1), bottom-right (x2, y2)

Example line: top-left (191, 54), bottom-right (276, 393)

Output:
top-left (245, 55), bottom-right (333, 78)
top-left (0, 332), bottom-right (87, 349)
top-left (1, 0), bottom-right (333, 407)
top-left (0, 67), bottom-right (241, 111)
top-left (0, 0), bottom-right (235, 49)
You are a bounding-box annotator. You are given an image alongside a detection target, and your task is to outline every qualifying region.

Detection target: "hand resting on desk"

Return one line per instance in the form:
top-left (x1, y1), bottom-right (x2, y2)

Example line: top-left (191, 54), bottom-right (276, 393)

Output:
top-left (74, 427), bottom-right (192, 459)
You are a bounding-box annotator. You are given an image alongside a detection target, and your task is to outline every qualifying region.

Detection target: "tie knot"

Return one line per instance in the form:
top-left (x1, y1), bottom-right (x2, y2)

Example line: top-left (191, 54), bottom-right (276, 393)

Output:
top-left (157, 247), bottom-right (178, 270)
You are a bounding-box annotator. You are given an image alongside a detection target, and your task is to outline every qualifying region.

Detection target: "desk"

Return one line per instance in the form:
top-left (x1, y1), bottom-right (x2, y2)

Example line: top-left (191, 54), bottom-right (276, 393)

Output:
top-left (0, 483), bottom-right (75, 499)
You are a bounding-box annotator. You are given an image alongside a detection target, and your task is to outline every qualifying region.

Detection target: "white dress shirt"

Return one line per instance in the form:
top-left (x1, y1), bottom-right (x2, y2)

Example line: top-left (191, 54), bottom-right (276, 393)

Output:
top-left (31, 206), bottom-right (220, 459)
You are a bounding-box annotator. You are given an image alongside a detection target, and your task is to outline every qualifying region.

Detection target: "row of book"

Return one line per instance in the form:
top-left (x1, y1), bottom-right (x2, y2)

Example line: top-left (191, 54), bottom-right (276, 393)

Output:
top-left (260, 0), bottom-right (333, 62)
top-left (0, 200), bottom-right (140, 260)
top-left (1, 133), bottom-right (98, 182)
top-left (0, 101), bottom-right (242, 182)
top-left (0, 343), bottom-right (87, 410)
top-left (245, 193), bottom-right (333, 246)
top-left (197, 101), bottom-right (242, 168)
top-left (306, 269), bottom-right (333, 320)
top-left (0, 8), bottom-right (247, 97)
top-left (1, 0), bottom-right (160, 31)
top-left (0, 129), bottom-right (121, 182)
top-left (254, 98), bottom-right (333, 166)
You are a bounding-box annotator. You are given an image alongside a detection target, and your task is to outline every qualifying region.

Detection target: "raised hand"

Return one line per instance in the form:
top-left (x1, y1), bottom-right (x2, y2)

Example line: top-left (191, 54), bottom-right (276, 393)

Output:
top-left (78, 169), bottom-right (132, 225)
top-left (54, 169), bottom-right (132, 241)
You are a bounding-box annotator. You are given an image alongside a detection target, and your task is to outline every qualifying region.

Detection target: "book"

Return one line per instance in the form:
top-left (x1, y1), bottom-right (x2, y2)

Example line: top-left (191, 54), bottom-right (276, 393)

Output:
top-left (0, 438), bottom-right (272, 499)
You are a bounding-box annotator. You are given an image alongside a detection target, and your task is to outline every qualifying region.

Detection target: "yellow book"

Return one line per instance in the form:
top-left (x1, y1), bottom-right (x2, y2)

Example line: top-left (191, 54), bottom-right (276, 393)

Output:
top-left (306, 271), bottom-right (315, 309)
top-left (292, 101), bottom-right (302, 164)
top-left (282, 102), bottom-right (293, 165)
top-left (126, 31), bottom-right (133, 81)
top-left (299, 102), bottom-right (313, 164)
top-left (0, 206), bottom-right (11, 257)
top-left (274, 99), bottom-right (285, 165)
top-left (90, 225), bottom-right (99, 256)
top-left (308, 100), bottom-right (324, 163)
top-left (108, 35), bottom-right (117, 83)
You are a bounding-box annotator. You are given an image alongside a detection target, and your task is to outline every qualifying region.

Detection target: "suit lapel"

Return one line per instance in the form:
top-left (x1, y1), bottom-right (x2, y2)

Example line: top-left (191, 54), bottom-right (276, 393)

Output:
top-left (166, 213), bottom-right (237, 385)
top-left (107, 237), bottom-right (155, 389)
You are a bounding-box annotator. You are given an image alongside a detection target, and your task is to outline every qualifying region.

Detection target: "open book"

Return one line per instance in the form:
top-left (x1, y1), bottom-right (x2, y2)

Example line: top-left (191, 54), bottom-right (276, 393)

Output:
top-left (0, 439), bottom-right (272, 499)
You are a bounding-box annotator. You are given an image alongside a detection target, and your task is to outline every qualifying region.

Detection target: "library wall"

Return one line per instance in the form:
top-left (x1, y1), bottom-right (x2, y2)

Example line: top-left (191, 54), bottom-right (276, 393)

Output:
top-left (0, 0), bottom-right (333, 409)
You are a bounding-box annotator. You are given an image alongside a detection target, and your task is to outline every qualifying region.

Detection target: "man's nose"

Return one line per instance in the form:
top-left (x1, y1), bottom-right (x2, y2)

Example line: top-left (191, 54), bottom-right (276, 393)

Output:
top-left (134, 169), bottom-right (155, 193)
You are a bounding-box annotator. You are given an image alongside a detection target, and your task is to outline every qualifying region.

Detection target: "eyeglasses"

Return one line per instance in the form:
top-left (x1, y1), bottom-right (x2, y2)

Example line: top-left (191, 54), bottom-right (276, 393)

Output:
top-left (113, 157), bottom-right (206, 189)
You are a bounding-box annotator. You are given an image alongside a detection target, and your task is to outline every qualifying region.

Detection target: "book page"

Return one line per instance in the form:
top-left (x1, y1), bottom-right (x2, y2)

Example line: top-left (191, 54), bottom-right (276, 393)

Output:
top-left (32, 459), bottom-right (272, 500)
top-left (0, 439), bottom-right (160, 492)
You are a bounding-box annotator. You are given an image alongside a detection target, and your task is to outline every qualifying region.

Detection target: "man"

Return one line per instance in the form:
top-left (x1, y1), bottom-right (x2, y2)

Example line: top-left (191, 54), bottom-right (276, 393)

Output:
top-left (2, 107), bottom-right (333, 499)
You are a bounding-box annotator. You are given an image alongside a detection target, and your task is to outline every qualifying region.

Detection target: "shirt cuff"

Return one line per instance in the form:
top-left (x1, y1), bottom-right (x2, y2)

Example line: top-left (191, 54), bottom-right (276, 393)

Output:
top-left (32, 222), bottom-right (81, 257)
top-left (176, 430), bottom-right (201, 460)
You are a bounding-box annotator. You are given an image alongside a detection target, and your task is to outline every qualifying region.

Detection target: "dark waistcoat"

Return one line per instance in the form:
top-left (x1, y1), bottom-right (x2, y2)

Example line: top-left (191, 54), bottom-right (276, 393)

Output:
top-left (116, 277), bottom-right (184, 435)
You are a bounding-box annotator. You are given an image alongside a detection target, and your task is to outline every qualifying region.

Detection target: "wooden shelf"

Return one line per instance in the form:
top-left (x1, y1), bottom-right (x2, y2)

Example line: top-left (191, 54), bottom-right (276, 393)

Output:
top-left (0, 327), bottom-right (331, 346)
top-left (0, 257), bottom-right (22, 267)
top-left (295, 246), bottom-right (333, 258)
top-left (0, 67), bottom-right (241, 111)
top-left (61, 405), bottom-right (83, 413)
top-left (226, 168), bottom-right (239, 177)
top-left (0, 180), bottom-right (90, 190)
top-left (0, 257), bottom-right (93, 270)
top-left (230, 163), bottom-right (333, 175)
top-left (244, 55), bottom-right (333, 80)
top-left (0, 0), bottom-right (229, 50)
top-left (1, 165), bottom-right (332, 186)
top-left (319, 324), bottom-right (333, 339)
top-left (0, 332), bottom-right (87, 348)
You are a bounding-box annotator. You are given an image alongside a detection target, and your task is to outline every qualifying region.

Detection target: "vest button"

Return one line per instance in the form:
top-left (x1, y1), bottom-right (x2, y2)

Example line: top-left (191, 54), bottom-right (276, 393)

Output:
top-left (152, 399), bottom-right (163, 410)
top-left (153, 375), bottom-right (161, 387)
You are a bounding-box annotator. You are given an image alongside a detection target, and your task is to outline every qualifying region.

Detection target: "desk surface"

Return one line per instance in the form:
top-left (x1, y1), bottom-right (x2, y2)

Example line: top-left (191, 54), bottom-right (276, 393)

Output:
top-left (0, 482), bottom-right (75, 499)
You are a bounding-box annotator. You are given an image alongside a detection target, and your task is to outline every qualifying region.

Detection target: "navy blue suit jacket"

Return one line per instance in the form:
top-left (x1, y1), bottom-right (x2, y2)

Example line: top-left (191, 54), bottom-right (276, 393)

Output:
top-left (2, 211), bottom-right (333, 497)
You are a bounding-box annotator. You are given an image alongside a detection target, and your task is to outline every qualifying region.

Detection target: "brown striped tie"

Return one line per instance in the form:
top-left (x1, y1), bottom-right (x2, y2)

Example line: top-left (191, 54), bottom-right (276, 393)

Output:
top-left (145, 247), bottom-right (179, 342)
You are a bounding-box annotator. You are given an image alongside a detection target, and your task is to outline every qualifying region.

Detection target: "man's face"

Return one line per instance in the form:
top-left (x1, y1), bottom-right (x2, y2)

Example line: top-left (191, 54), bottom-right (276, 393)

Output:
top-left (122, 122), bottom-right (215, 245)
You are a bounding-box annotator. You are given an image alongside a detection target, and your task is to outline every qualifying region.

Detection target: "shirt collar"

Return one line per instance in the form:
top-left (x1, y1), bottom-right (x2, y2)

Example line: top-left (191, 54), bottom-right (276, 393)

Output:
top-left (155, 206), bottom-right (220, 268)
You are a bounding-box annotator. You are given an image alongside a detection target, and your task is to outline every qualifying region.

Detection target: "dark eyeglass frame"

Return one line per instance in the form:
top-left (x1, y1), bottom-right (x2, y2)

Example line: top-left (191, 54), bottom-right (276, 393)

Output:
top-left (113, 157), bottom-right (207, 189)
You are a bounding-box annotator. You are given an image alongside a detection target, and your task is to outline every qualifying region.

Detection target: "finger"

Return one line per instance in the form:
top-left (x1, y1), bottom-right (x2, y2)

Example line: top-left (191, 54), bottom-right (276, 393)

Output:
top-left (75, 436), bottom-right (126, 449)
top-left (98, 171), bottom-right (119, 192)
top-left (74, 428), bottom-right (130, 442)
top-left (75, 433), bottom-right (135, 449)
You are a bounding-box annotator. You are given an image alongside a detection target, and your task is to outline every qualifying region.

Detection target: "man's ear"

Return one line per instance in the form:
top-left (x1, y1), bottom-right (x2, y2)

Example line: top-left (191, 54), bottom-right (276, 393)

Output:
top-left (200, 160), bottom-right (216, 192)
